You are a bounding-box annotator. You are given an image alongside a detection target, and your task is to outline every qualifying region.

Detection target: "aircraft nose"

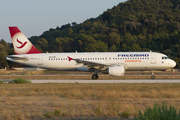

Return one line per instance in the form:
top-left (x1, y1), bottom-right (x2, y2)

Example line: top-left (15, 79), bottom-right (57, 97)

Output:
top-left (172, 60), bottom-right (176, 68)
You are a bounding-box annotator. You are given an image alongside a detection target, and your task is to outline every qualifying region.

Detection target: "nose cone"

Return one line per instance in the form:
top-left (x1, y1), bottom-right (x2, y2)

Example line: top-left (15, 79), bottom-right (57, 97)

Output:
top-left (172, 60), bottom-right (176, 68)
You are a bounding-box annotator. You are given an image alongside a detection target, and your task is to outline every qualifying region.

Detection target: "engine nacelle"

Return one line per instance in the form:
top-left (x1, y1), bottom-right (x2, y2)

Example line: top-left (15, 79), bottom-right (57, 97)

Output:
top-left (108, 66), bottom-right (125, 76)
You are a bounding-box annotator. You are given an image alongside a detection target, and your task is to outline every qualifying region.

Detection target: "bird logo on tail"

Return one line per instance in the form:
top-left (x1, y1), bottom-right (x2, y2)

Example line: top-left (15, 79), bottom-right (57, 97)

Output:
top-left (16, 39), bottom-right (27, 49)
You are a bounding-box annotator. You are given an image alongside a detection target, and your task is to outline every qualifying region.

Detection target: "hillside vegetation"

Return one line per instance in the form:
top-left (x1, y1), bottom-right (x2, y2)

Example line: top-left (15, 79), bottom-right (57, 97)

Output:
top-left (1, 0), bottom-right (180, 67)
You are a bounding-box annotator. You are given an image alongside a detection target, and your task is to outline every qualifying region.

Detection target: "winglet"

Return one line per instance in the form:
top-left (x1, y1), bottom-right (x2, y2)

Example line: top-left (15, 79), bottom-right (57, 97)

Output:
top-left (67, 56), bottom-right (73, 62)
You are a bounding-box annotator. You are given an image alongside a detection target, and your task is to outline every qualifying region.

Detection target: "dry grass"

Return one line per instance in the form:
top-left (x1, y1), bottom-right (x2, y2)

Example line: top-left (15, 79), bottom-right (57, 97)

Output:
top-left (0, 70), bottom-right (179, 79)
top-left (0, 83), bottom-right (180, 119)
top-left (0, 74), bottom-right (179, 80)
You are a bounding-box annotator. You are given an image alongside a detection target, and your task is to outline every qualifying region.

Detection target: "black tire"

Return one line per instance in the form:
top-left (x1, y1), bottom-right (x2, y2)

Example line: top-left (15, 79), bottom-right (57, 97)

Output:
top-left (92, 74), bottom-right (98, 80)
top-left (151, 76), bottom-right (155, 79)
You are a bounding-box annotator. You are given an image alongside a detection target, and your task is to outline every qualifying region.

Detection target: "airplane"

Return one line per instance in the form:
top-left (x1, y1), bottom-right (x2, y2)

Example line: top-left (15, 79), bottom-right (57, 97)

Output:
top-left (6, 27), bottom-right (176, 79)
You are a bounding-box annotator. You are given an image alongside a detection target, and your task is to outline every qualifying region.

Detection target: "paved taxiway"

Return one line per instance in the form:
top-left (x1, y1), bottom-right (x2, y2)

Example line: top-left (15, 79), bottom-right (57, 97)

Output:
top-left (1, 79), bottom-right (180, 83)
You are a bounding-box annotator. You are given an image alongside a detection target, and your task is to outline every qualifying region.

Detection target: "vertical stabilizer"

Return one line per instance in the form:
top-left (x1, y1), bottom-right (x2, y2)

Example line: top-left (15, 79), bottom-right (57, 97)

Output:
top-left (9, 27), bottom-right (42, 54)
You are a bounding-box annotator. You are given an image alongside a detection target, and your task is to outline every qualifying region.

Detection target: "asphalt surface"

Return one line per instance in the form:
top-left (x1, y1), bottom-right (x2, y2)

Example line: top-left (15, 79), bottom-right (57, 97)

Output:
top-left (1, 79), bottom-right (180, 83)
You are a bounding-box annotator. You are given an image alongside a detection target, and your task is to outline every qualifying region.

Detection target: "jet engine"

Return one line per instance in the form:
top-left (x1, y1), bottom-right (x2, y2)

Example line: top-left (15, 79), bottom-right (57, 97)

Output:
top-left (108, 66), bottom-right (125, 76)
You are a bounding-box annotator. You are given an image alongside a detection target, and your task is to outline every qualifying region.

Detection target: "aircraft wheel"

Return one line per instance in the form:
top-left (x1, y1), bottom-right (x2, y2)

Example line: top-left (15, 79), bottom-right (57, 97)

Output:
top-left (92, 74), bottom-right (98, 80)
top-left (151, 75), bottom-right (155, 79)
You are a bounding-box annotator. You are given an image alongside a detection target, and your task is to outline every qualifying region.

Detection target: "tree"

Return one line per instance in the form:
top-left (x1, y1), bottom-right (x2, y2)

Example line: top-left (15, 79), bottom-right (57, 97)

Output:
top-left (37, 38), bottom-right (48, 52)
top-left (108, 32), bottom-right (120, 46)
top-left (55, 38), bottom-right (63, 52)
top-left (68, 28), bottom-right (73, 36)
top-left (132, 44), bottom-right (141, 51)
top-left (78, 40), bottom-right (83, 51)
top-left (72, 22), bottom-right (77, 26)
top-left (0, 52), bottom-right (7, 68)
top-left (109, 44), bottom-right (117, 52)
top-left (0, 39), bottom-right (7, 46)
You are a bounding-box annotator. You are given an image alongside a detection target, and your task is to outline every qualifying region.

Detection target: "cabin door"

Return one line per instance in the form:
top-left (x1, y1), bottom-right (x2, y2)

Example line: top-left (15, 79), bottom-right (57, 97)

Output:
top-left (38, 55), bottom-right (43, 65)
top-left (151, 54), bottom-right (156, 64)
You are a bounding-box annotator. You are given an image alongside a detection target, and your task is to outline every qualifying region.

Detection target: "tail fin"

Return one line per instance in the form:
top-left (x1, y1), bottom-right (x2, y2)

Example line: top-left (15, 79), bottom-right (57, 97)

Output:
top-left (9, 27), bottom-right (42, 54)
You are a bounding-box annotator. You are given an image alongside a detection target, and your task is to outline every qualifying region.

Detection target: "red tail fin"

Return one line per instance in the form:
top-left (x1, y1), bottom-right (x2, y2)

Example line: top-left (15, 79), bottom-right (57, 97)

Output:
top-left (9, 27), bottom-right (42, 54)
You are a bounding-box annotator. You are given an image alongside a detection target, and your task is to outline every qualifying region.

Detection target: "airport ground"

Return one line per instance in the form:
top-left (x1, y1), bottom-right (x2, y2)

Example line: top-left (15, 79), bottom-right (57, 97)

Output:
top-left (0, 69), bottom-right (179, 80)
top-left (0, 70), bottom-right (180, 119)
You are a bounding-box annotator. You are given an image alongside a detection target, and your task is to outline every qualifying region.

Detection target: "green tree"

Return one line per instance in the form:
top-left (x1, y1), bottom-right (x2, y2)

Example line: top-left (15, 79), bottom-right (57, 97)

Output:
top-left (131, 44), bottom-right (141, 51)
top-left (108, 32), bottom-right (120, 46)
top-left (68, 28), bottom-right (73, 36)
top-left (55, 38), bottom-right (63, 52)
top-left (78, 40), bottom-right (83, 51)
top-left (37, 38), bottom-right (48, 52)
top-left (109, 44), bottom-right (117, 52)
top-left (0, 39), bottom-right (7, 46)
top-left (0, 52), bottom-right (7, 69)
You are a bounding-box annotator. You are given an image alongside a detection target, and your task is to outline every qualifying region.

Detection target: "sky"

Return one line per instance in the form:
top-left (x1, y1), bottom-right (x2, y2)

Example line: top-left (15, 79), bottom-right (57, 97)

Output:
top-left (1, 0), bottom-right (127, 43)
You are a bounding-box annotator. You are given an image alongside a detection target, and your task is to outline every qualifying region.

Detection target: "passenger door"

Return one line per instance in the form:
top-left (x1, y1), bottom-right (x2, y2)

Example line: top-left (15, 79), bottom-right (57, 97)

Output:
top-left (38, 55), bottom-right (43, 65)
top-left (151, 54), bottom-right (156, 64)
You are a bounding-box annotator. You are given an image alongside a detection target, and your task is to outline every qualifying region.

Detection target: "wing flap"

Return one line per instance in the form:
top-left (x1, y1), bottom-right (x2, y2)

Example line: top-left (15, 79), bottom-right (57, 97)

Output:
top-left (68, 56), bottom-right (109, 69)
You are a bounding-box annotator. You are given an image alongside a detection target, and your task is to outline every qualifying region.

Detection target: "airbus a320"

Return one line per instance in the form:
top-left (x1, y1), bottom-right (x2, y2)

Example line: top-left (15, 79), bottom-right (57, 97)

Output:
top-left (6, 27), bottom-right (176, 79)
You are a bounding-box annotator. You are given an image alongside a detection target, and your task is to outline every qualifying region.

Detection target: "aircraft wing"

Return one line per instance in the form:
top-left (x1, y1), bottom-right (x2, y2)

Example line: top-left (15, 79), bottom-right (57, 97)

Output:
top-left (68, 56), bottom-right (112, 69)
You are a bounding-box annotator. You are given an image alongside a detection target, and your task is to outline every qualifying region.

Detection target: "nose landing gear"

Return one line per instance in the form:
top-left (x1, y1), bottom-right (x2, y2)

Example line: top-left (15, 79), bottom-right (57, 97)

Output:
top-left (151, 70), bottom-right (155, 79)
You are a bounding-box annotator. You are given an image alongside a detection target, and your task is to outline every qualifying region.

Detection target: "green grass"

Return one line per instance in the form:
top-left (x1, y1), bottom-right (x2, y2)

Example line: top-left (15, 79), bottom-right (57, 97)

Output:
top-left (94, 106), bottom-right (103, 116)
top-left (135, 104), bottom-right (180, 120)
top-left (121, 110), bottom-right (131, 119)
top-left (9, 78), bottom-right (31, 84)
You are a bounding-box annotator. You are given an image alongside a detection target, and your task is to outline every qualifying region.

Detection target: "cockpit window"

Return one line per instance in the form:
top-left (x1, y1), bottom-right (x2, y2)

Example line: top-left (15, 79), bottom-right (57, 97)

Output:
top-left (162, 57), bottom-right (170, 59)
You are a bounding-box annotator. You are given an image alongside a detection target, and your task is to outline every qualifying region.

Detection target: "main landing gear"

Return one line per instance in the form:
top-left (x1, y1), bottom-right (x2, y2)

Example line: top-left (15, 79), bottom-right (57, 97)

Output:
top-left (151, 70), bottom-right (155, 79)
top-left (92, 70), bottom-right (99, 80)
top-left (92, 74), bottom-right (99, 80)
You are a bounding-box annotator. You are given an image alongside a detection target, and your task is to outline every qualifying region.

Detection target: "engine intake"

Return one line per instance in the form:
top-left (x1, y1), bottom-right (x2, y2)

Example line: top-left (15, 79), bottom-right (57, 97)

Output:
top-left (108, 66), bottom-right (125, 76)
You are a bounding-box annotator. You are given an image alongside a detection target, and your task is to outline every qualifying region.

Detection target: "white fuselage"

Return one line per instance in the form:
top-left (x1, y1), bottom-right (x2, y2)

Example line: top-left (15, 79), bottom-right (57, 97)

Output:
top-left (6, 52), bottom-right (176, 71)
